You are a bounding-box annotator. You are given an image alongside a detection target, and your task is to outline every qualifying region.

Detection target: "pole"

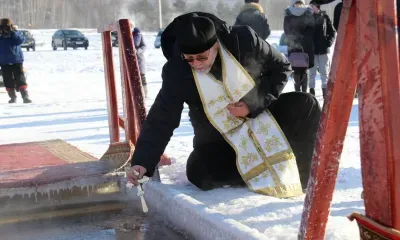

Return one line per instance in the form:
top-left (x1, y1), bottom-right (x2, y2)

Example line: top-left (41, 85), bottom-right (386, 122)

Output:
top-left (158, 0), bottom-right (162, 29)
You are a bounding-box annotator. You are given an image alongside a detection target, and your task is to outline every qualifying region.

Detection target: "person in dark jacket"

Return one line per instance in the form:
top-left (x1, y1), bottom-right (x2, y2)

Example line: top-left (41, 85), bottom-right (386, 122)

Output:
top-left (284, 0), bottom-right (315, 93)
top-left (333, 0), bottom-right (343, 31)
top-left (234, 0), bottom-right (271, 40)
top-left (126, 12), bottom-right (321, 192)
top-left (131, 22), bottom-right (148, 97)
top-left (308, 1), bottom-right (335, 98)
top-left (0, 18), bottom-right (31, 103)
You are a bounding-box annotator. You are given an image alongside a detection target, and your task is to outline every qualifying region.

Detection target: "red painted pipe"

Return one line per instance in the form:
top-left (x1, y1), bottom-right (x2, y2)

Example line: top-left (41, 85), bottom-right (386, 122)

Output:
top-left (299, 0), bottom-right (358, 238)
top-left (357, 0), bottom-right (400, 229)
top-left (101, 32), bottom-right (119, 144)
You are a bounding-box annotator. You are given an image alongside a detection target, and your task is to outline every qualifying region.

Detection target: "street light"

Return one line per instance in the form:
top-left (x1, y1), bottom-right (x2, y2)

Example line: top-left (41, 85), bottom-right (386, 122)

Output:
top-left (158, 0), bottom-right (162, 29)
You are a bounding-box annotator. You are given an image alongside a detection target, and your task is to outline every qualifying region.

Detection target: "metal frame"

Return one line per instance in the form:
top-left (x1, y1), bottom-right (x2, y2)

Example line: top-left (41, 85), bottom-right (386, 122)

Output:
top-left (98, 19), bottom-right (160, 181)
top-left (299, 0), bottom-right (399, 238)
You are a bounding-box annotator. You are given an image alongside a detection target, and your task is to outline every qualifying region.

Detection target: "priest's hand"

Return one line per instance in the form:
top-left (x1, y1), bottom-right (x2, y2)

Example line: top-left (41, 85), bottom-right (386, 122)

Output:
top-left (126, 165), bottom-right (147, 186)
top-left (227, 101), bottom-right (250, 117)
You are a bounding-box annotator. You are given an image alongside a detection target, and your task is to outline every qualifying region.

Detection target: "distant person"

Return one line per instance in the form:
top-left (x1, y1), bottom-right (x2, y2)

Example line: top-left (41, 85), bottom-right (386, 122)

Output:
top-left (234, 0), bottom-right (271, 40)
top-left (284, 0), bottom-right (315, 92)
top-left (333, 0), bottom-right (343, 31)
top-left (0, 18), bottom-right (32, 103)
top-left (308, 1), bottom-right (335, 98)
top-left (130, 21), bottom-right (147, 97)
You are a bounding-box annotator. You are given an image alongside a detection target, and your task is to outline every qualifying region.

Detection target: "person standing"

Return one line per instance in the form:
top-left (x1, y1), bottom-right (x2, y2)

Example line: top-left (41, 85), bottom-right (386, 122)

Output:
top-left (308, 1), bottom-right (336, 98)
top-left (131, 21), bottom-right (148, 97)
top-left (284, 0), bottom-right (315, 93)
top-left (234, 0), bottom-right (271, 40)
top-left (0, 18), bottom-right (32, 103)
top-left (333, 0), bottom-right (343, 31)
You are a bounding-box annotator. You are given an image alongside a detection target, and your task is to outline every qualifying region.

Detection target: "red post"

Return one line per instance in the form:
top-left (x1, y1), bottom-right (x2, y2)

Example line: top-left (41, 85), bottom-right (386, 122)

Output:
top-left (299, 0), bottom-right (358, 238)
top-left (98, 19), bottom-right (160, 181)
top-left (118, 32), bottom-right (138, 145)
top-left (357, 0), bottom-right (400, 228)
top-left (118, 19), bottom-right (147, 132)
top-left (101, 31), bottom-right (119, 144)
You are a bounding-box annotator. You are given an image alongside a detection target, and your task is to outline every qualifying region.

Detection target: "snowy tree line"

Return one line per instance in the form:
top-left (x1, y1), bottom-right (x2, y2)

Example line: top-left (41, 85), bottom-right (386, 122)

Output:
top-left (0, 0), bottom-right (339, 30)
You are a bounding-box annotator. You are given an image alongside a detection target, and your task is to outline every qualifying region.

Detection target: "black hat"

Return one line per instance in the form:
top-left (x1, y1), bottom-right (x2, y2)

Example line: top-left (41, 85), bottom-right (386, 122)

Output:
top-left (309, 1), bottom-right (321, 8)
top-left (177, 14), bottom-right (217, 54)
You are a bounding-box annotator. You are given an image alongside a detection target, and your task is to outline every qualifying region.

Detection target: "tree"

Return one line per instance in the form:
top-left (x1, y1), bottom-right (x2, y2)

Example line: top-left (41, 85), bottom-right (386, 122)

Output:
top-left (187, 0), bottom-right (213, 13)
top-left (173, 0), bottom-right (187, 13)
top-left (161, 0), bottom-right (173, 29)
top-left (128, 0), bottom-right (158, 30)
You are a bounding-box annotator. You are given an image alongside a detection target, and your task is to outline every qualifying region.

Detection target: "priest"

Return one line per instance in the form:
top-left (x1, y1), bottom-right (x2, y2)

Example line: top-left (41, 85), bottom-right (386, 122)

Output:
top-left (126, 12), bottom-right (321, 198)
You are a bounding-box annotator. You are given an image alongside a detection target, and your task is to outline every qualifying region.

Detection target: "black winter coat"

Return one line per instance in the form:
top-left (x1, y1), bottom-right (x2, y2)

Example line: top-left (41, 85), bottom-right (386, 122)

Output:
top-left (130, 12), bottom-right (292, 177)
top-left (234, 3), bottom-right (271, 40)
top-left (284, 6), bottom-right (315, 69)
top-left (333, 1), bottom-right (343, 31)
top-left (313, 11), bottom-right (336, 55)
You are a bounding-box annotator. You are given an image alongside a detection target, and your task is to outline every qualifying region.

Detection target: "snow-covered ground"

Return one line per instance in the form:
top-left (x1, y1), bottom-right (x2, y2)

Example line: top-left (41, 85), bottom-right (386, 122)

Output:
top-left (0, 29), bottom-right (364, 239)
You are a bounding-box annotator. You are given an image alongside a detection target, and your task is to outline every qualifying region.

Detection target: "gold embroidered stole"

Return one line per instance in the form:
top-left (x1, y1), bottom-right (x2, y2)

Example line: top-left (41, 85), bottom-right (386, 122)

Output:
top-left (192, 42), bottom-right (303, 198)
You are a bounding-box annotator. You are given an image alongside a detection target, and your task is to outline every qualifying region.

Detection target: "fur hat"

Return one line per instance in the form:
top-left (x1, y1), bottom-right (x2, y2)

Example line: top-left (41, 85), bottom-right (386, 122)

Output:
top-left (177, 14), bottom-right (217, 54)
top-left (291, 0), bottom-right (306, 6)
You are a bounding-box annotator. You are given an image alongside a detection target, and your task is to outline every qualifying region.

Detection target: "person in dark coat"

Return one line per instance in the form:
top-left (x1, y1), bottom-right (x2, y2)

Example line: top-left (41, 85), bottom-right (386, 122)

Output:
top-left (131, 22), bottom-right (148, 97)
top-left (284, 0), bottom-right (315, 93)
top-left (333, 0), bottom-right (343, 31)
top-left (234, 0), bottom-right (271, 40)
top-left (308, 1), bottom-right (336, 98)
top-left (0, 18), bottom-right (31, 103)
top-left (126, 12), bottom-right (321, 191)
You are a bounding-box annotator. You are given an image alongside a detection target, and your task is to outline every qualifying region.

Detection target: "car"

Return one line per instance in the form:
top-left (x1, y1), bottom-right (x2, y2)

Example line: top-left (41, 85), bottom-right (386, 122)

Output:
top-left (154, 28), bottom-right (164, 49)
top-left (51, 29), bottom-right (89, 50)
top-left (19, 29), bottom-right (36, 51)
top-left (271, 33), bottom-right (288, 57)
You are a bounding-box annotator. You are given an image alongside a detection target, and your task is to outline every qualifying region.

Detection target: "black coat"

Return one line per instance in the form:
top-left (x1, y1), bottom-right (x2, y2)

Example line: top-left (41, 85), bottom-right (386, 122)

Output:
top-left (313, 11), bottom-right (336, 55)
top-left (333, 1), bottom-right (343, 31)
top-left (130, 12), bottom-right (291, 177)
top-left (234, 3), bottom-right (271, 40)
top-left (284, 6), bottom-right (315, 68)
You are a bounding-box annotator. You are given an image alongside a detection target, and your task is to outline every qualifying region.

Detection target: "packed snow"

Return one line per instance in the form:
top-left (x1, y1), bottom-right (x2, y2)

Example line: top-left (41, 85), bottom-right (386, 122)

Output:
top-left (0, 29), bottom-right (364, 239)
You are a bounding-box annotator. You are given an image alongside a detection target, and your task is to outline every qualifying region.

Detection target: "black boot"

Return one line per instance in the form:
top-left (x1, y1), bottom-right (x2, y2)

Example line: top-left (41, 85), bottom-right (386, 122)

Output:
top-left (322, 88), bottom-right (327, 100)
top-left (309, 88), bottom-right (315, 96)
top-left (7, 89), bottom-right (17, 103)
top-left (20, 88), bottom-right (32, 103)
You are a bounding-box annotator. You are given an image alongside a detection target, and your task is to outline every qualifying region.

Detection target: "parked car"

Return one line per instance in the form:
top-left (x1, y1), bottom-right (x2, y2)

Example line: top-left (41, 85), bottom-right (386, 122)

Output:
top-left (19, 29), bottom-right (36, 51)
top-left (154, 28), bottom-right (164, 49)
top-left (51, 29), bottom-right (89, 50)
top-left (271, 33), bottom-right (288, 57)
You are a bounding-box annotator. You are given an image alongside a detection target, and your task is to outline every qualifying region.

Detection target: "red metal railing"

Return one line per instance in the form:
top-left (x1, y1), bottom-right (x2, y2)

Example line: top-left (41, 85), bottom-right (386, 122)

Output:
top-left (98, 19), bottom-right (160, 181)
top-left (299, 0), bottom-right (400, 239)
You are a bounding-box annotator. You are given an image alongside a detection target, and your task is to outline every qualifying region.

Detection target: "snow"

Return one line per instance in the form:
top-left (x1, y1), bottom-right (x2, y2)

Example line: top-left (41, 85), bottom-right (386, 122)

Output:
top-left (0, 29), bottom-right (364, 239)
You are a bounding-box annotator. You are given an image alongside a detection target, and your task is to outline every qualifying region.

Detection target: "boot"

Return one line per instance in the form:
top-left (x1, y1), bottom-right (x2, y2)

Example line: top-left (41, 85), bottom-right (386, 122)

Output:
top-left (322, 88), bottom-right (327, 99)
top-left (20, 88), bottom-right (32, 103)
top-left (143, 85), bottom-right (148, 98)
top-left (7, 89), bottom-right (17, 103)
top-left (309, 88), bottom-right (315, 96)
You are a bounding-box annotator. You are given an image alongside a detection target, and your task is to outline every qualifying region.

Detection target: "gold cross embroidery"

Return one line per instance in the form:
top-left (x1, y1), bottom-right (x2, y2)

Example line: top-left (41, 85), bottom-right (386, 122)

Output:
top-left (239, 136), bottom-right (249, 150)
top-left (241, 152), bottom-right (259, 169)
top-left (257, 121), bottom-right (271, 135)
top-left (265, 135), bottom-right (283, 152)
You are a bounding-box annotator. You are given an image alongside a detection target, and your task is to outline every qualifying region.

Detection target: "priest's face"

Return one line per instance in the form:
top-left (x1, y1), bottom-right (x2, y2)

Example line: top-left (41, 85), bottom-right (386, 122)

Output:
top-left (183, 42), bottom-right (219, 73)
